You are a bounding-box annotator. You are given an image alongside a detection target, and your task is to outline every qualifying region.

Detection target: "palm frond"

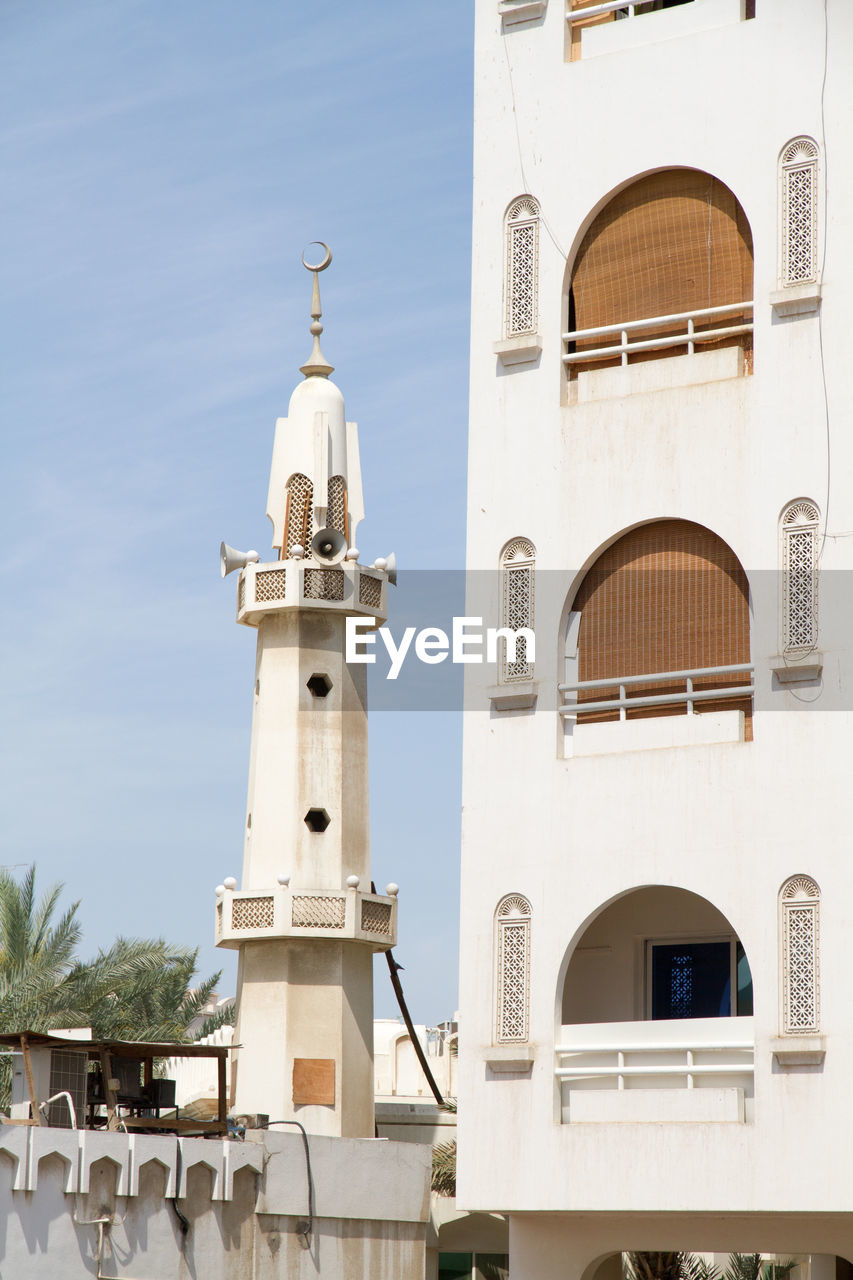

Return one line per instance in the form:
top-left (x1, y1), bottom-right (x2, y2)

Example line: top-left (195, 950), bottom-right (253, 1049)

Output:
top-left (431, 1139), bottom-right (457, 1196)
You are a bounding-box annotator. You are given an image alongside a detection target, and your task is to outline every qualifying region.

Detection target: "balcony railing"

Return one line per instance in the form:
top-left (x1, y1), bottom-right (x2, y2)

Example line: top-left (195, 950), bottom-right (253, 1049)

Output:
top-left (556, 1017), bottom-right (755, 1096)
top-left (562, 300), bottom-right (753, 371)
top-left (559, 662), bottom-right (754, 722)
top-left (567, 0), bottom-right (695, 25)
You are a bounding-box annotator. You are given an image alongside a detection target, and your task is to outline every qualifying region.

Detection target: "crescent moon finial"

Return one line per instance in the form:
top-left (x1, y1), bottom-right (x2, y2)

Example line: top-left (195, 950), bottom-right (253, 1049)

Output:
top-left (299, 242), bottom-right (334, 378)
top-left (302, 241), bottom-right (333, 273)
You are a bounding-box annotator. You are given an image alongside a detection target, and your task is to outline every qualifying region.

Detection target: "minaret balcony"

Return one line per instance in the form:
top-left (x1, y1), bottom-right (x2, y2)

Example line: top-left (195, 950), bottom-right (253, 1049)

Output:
top-left (235, 559), bottom-right (387, 628)
top-left (215, 883), bottom-right (397, 951)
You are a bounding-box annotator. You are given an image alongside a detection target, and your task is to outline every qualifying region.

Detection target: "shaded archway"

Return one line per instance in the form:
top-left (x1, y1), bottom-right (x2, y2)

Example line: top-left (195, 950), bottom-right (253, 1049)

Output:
top-left (561, 885), bottom-right (753, 1027)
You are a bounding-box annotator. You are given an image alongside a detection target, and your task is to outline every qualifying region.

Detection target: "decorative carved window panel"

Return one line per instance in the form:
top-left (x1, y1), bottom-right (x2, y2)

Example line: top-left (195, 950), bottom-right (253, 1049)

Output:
top-left (505, 197), bottom-right (540, 337)
top-left (781, 500), bottom-right (819, 653)
top-left (327, 475), bottom-right (347, 537)
top-left (231, 896), bottom-right (274, 930)
top-left (780, 875), bottom-right (820, 1035)
top-left (291, 895), bottom-right (346, 929)
top-left (255, 569), bottom-right (287, 602)
top-left (495, 894), bottom-right (531, 1043)
top-left (361, 900), bottom-right (393, 936)
top-left (285, 473), bottom-right (313, 555)
top-left (358, 574), bottom-right (382, 609)
top-left (304, 568), bottom-right (345, 601)
top-left (500, 538), bottom-right (535, 683)
top-left (779, 138), bottom-right (819, 287)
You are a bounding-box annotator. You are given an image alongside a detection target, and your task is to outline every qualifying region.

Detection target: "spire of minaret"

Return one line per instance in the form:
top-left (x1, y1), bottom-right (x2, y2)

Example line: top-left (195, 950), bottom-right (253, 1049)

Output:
top-left (299, 241), bottom-right (334, 379)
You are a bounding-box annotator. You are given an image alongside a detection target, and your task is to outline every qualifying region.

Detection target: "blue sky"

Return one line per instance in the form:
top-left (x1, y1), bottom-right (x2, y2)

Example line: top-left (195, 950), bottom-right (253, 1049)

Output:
top-left (1, 1), bottom-right (473, 1023)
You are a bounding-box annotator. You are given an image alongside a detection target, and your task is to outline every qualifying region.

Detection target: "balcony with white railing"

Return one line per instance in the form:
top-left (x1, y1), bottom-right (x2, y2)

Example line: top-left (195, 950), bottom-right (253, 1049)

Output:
top-left (556, 1016), bottom-right (755, 1124)
top-left (563, 300), bottom-right (753, 401)
top-left (559, 662), bottom-right (753, 754)
top-left (567, 0), bottom-right (747, 61)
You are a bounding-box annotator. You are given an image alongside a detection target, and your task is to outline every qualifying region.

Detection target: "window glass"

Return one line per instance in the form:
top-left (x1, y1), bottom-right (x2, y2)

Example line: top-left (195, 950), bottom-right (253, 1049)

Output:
top-left (651, 941), bottom-right (732, 1019)
top-left (736, 940), bottom-right (753, 1016)
top-left (440, 1254), bottom-right (473, 1280)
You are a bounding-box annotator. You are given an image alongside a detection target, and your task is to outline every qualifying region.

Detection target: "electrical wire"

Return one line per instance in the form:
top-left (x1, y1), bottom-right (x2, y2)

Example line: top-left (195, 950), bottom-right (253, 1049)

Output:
top-left (501, 34), bottom-right (568, 263)
top-left (256, 1119), bottom-right (314, 1246)
top-left (816, 0), bottom-right (831, 559)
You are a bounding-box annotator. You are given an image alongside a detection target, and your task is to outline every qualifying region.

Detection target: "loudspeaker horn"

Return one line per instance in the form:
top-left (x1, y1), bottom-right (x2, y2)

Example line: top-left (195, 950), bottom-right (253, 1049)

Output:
top-left (384, 552), bottom-right (397, 586)
top-left (310, 527), bottom-right (347, 564)
top-left (220, 542), bottom-right (259, 578)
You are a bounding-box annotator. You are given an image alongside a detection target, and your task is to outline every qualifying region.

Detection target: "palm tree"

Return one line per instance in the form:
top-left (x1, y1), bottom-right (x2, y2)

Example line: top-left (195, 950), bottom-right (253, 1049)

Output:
top-left (431, 1097), bottom-right (457, 1196)
top-left (627, 1254), bottom-right (796, 1280)
top-left (0, 866), bottom-right (232, 1109)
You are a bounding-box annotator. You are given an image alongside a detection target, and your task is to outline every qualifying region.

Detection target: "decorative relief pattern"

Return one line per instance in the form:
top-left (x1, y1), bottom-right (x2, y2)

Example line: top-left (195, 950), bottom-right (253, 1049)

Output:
top-left (361, 900), bottom-right (393, 936)
top-left (216, 902), bottom-right (223, 938)
top-left (238, 577), bottom-right (246, 612)
top-left (327, 475), bottom-right (347, 535)
top-left (358, 574), bottom-right (382, 609)
top-left (781, 499), bottom-right (819, 652)
top-left (780, 137), bottom-right (819, 286)
top-left (500, 538), bottom-right (535, 683)
top-left (505, 196), bottom-right (540, 337)
top-left (304, 568), bottom-right (345, 601)
top-left (292, 895), bottom-right (346, 929)
top-left (255, 569), bottom-right (287, 602)
top-left (285, 473), bottom-right (314, 555)
top-left (668, 951), bottom-right (694, 1019)
top-left (231, 896), bottom-right (274, 930)
top-left (781, 874), bottom-right (820, 1035)
top-left (495, 893), bottom-right (531, 1043)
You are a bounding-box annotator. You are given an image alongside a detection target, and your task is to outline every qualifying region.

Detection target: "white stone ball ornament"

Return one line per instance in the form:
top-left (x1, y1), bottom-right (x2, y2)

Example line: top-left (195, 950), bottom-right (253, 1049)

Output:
top-left (385, 883), bottom-right (399, 897)
top-left (277, 874), bottom-right (291, 887)
top-left (223, 876), bottom-right (237, 891)
top-left (291, 544), bottom-right (305, 560)
top-left (215, 884), bottom-right (225, 897)
top-left (346, 875), bottom-right (360, 889)
top-left (345, 547), bottom-right (359, 561)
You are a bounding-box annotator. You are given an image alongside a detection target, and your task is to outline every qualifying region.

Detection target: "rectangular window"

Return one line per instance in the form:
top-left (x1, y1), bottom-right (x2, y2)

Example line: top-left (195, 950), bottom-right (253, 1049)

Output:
top-left (648, 937), bottom-right (752, 1019)
top-left (440, 1255), bottom-right (473, 1280)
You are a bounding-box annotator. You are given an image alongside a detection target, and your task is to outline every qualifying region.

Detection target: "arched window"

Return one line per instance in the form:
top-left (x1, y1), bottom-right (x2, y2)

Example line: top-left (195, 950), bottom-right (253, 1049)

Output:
top-left (780, 499), bottom-right (819, 653)
top-left (495, 894), bottom-right (531, 1044)
top-left (284, 473), bottom-right (313, 556)
top-left (566, 170), bottom-right (753, 378)
top-left (327, 475), bottom-right (348, 539)
top-left (570, 520), bottom-right (752, 732)
top-left (505, 196), bottom-right (540, 338)
top-left (779, 137), bottom-right (820, 288)
top-left (500, 538), bottom-right (535, 683)
top-left (780, 875), bottom-right (820, 1035)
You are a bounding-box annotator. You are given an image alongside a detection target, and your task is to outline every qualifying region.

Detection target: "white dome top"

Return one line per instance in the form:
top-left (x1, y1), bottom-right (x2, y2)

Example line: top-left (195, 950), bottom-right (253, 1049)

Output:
top-left (287, 373), bottom-right (345, 425)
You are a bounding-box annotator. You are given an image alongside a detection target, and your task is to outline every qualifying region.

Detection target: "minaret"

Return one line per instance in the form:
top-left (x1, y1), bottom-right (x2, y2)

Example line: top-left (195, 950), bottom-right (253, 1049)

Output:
top-left (216, 245), bottom-right (397, 1138)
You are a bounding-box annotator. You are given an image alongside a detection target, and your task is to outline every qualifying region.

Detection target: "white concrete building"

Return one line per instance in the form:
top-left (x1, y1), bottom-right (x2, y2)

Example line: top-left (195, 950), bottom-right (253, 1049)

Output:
top-left (458, 1), bottom-right (853, 1276)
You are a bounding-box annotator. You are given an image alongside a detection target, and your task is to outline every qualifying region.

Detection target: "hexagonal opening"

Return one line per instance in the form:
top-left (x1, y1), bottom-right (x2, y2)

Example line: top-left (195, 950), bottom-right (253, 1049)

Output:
top-left (304, 808), bottom-right (331, 833)
top-left (307, 673), bottom-right (333, 698)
